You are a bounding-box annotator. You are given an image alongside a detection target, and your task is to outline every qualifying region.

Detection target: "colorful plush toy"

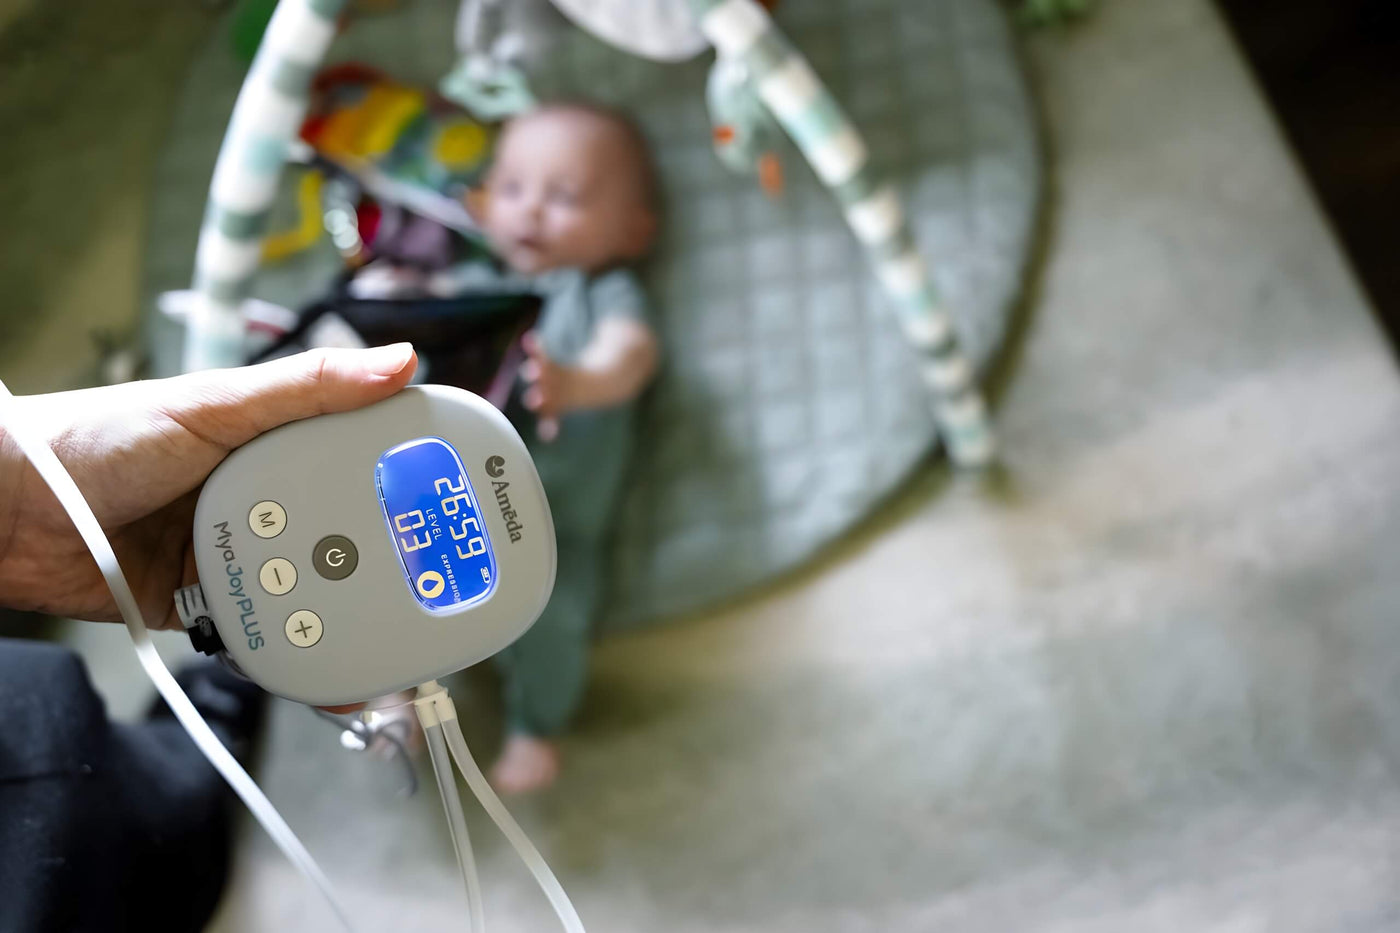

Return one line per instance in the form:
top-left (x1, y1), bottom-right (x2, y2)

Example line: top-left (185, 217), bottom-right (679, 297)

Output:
top-left (303, 65), bottom-right (496, 199)
top-left (260, 65), bottom-right (498, 265)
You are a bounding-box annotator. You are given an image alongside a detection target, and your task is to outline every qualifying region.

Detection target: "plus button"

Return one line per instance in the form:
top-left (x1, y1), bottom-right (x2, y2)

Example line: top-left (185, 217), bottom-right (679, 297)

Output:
top-left (284, 610), bottom-right (323, 648)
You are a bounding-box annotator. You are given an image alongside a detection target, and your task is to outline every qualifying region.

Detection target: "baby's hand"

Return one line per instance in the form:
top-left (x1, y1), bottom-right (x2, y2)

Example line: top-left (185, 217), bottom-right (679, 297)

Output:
top-left (518, 319), bottom-right (660, 441)
top-left (520, 332), bottom-right (572, 442)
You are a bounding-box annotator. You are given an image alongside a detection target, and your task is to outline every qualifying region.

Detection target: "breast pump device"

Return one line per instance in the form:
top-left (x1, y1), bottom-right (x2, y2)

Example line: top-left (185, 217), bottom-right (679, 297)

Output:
top-left (0, 379), bottom-right (585, 933)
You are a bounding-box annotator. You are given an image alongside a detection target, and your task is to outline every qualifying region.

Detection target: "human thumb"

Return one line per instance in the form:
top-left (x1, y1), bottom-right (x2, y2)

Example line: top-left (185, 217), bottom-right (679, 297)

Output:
top-left (170, 343), bottom-right (418, 450)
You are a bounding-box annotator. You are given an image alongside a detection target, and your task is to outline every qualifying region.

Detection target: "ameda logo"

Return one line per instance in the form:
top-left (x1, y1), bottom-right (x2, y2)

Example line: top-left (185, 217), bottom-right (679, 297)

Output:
top-left (486, 455), bottom-right (524, 543)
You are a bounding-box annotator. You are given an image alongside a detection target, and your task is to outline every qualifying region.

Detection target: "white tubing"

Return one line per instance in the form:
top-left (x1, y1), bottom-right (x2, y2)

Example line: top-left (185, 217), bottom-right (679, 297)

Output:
top-left (433, 692), bottom-right (586, 933)
top-left (421, 716), bottom-right (486, 933)
top-left (0, 381), bottom-right (353, 933)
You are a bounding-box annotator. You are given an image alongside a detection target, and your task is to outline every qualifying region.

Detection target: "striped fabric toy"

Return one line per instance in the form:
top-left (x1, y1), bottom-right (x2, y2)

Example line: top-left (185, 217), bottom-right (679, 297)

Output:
top-left (688, 0), bottom-right (996, 467)
top-left (187, 0), bottom-right (348, 373)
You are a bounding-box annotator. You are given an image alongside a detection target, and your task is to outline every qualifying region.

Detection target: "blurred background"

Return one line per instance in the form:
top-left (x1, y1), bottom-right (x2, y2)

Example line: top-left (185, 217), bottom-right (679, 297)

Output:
top-left (1217, 0), bottom-right (1400, 349)
top-left (3, 0), bottom-right (1400, 930)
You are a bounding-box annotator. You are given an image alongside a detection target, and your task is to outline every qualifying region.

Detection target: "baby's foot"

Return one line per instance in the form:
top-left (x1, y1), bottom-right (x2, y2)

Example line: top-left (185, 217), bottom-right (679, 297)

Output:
top-left (490, 734), bottom-right (561, 794)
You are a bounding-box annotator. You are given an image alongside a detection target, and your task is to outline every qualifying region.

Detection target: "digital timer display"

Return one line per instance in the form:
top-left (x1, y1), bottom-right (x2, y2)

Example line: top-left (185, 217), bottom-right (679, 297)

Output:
top-left (375, 436), bottom-right (497, 611)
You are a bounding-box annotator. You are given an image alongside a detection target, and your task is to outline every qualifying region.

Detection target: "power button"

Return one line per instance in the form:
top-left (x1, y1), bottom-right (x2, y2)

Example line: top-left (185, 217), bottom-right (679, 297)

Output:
top-left (312, 535), bottom-right (358, 581)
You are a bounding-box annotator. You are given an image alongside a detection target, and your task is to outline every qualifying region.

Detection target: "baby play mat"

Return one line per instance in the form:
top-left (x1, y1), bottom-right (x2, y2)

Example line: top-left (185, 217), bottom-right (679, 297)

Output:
top-left (143, 0), bottom-right (1041, 630)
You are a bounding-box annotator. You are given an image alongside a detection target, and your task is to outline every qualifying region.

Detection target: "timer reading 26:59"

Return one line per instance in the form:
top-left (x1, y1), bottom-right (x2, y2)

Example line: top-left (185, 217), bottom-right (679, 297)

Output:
top-left (392, 473), bottom-right (488, 562)
top-left (376, 437), bottom-right (497, 612)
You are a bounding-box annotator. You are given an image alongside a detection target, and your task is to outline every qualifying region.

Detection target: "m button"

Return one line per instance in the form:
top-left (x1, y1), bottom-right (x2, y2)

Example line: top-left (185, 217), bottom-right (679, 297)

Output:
top-left (249, 501), bottom-right (287, 539)
top-left (313, 535), bottom-right (358, 581)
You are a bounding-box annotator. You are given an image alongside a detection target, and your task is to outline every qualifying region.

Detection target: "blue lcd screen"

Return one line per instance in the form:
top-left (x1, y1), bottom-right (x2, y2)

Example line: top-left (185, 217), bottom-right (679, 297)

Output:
top-left (375, 437), bottom-right (497, 612)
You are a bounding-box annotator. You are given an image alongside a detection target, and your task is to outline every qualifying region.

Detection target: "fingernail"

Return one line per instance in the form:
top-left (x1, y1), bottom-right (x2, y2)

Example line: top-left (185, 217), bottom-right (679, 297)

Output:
top-left (364, 342), bottom-right (414, 376)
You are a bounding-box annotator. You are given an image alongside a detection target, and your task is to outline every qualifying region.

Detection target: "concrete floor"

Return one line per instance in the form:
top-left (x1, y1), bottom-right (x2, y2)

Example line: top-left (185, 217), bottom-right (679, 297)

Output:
top-left (5, 0), bottom-right (1400, 930)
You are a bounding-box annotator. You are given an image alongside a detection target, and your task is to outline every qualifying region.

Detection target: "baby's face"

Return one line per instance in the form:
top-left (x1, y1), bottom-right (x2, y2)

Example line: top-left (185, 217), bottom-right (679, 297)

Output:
top-left (482, 109), bottom-right (654, 276)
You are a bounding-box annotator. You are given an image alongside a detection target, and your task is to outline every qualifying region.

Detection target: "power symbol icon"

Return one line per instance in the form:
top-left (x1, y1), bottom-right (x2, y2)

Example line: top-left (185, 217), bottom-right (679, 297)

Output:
top-left (313, 536), bottom-right (358, 580)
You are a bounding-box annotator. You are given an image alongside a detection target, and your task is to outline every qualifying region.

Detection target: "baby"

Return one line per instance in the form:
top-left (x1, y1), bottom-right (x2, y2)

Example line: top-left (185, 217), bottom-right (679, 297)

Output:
top-left (476, 103), bottom-right (660, 792)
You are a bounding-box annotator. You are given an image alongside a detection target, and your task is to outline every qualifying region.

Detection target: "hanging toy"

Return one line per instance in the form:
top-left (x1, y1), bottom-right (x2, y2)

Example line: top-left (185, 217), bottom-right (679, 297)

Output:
top-left (705, 53), bottom-right (785, 198)
top-left (440, 0), bottom-right (537, 121)
top-left (440, 57), bottom-right (535, 122)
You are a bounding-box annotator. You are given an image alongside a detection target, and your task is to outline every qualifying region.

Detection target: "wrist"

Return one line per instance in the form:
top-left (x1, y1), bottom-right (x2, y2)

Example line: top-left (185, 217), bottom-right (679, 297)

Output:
top-left (556, 364), bottom-right (612, 413)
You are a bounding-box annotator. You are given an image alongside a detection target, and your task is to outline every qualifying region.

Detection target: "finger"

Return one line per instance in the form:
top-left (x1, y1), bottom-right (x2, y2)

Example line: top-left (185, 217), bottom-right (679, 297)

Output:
top-left (519, 358), bottom-right (541, 384)
top-left (537, 416), bottom-right (559, 442)
top-left (521, 331), bottom-right (546, 362)
top-left (524, 384), bottom-right (558, 419)
top-left (162, 344), bottom-right (418, 450)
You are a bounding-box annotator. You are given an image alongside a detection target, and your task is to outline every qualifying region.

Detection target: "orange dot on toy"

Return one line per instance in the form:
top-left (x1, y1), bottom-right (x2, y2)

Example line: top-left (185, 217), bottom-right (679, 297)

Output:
top-left (758, 153), bottom-right (784, 198)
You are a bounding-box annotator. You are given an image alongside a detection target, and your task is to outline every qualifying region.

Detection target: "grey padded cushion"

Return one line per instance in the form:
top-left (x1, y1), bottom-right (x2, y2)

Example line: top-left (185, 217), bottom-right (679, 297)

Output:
top-left (143, 0), bottom-right (1041, 632)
